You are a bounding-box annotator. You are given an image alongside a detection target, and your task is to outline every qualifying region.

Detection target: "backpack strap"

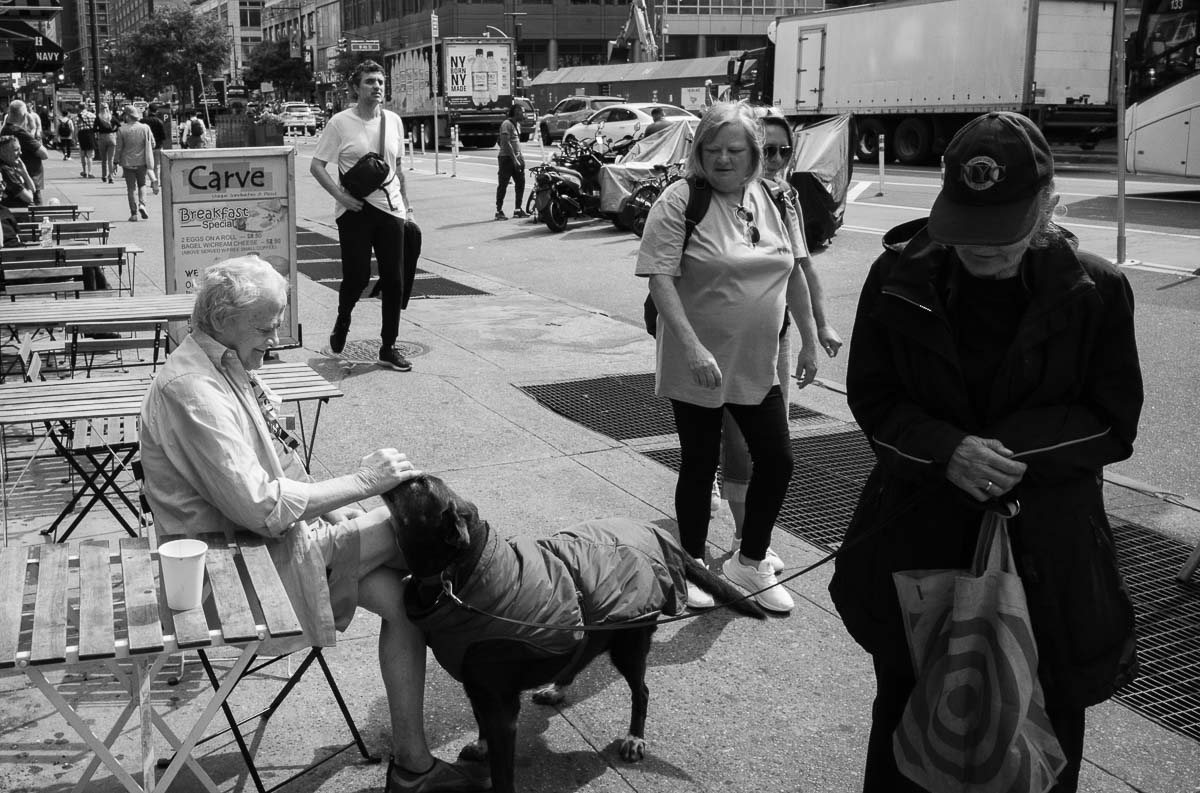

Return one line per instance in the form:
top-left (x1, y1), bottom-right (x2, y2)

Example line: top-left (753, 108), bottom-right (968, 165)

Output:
top-left (681, 175), bottom-right (712, 252)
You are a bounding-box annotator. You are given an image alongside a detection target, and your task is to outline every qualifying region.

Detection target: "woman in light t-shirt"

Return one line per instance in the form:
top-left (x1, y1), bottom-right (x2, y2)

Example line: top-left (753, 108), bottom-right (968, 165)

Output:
top-left (310, 60), bottom-right (414, 372)
top-left (635, 101), bottom-right (820, 615)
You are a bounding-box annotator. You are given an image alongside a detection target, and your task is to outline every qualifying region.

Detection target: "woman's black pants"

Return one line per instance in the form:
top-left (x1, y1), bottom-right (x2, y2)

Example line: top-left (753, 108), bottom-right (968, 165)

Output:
top-left (669, 386), bottom-right (792, 561)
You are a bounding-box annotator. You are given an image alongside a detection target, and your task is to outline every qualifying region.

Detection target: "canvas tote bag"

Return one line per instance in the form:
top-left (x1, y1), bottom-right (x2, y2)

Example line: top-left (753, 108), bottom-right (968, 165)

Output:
top-left (892, 506), bottom-right (1067, 793)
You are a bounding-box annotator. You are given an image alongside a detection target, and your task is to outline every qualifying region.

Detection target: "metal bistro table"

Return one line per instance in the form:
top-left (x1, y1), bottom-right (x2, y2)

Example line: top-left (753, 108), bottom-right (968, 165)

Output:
top-left (0, 361), bottom-right (345, 543)
top-left (0, 534), bottom-right (304, 793)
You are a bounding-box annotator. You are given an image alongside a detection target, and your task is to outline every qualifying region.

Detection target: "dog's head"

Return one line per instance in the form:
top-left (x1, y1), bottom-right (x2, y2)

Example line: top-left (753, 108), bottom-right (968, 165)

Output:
top-left (380, 474), bottom-right (482, 579)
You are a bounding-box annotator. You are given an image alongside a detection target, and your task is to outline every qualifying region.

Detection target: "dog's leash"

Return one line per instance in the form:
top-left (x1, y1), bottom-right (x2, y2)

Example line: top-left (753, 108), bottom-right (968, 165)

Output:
top-left (435, 483), bottom-right (937, 633)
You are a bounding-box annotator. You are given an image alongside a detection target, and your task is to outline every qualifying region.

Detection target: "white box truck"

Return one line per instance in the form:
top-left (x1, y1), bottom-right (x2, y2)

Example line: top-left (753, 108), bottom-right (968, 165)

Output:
top-left (385, 36), bottom-right (515, 147)
top-left (730, 0), bottom-right (1119, 163)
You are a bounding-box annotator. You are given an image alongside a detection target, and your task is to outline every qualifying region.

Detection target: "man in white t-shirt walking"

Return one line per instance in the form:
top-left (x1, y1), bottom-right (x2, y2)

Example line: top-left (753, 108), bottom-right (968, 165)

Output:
top-left (311, 60), bottom-right (416, 372)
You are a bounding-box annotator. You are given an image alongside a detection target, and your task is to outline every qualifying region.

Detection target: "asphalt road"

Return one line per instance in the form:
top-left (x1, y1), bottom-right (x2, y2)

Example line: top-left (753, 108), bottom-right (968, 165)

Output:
top-left (292, 138), bottom-right (1199, 506)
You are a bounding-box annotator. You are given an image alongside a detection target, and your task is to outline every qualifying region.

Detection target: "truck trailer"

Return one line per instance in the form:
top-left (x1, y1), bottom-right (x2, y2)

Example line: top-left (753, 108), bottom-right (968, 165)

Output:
top-left (730, 0), bottom-right (1120, 163)
top-left (384, 36), bottom-right (515, 147)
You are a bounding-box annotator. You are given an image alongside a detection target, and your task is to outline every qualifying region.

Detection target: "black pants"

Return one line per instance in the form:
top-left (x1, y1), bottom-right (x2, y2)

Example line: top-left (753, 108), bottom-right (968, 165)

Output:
top-left (335, 202), bottom-right (404, 348)
top-left (669, 386), bottom-right (792, 560)
top-left (496, 156), bottom-right (524, 211)
top-left (864, 653), bottom-right (1086, 792)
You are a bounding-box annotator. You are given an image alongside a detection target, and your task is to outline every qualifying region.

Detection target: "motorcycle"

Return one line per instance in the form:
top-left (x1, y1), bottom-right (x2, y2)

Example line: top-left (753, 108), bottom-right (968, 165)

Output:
top-left (529, 136), bottom-right (610, 233)
top-left (615, 162), bottom-right (684, 236)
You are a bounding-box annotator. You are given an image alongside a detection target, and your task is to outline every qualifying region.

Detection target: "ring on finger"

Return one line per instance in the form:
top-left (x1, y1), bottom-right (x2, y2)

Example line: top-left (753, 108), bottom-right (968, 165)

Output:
top-left (984, 480), bottom-right (994, 493)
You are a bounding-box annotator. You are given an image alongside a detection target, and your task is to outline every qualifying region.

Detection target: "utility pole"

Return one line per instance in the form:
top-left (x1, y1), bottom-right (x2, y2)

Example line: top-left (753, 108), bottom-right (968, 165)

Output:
top-left (88, 0), bottom-right (102, 109)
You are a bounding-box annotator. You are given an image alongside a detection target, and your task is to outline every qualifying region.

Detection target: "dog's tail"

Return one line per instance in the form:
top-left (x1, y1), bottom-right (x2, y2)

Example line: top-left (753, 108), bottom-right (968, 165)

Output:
top-left (683, 557), bottom-right (767, 619)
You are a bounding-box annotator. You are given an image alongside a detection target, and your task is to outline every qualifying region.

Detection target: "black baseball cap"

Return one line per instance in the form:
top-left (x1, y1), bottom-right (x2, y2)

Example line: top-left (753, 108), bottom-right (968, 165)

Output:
top-left (928, 112), bottom-right (1054, 247)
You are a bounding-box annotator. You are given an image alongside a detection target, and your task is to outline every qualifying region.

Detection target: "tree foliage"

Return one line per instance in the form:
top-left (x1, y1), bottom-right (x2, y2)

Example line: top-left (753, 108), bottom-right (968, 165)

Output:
top-left (102, 8), bottom-right (228, 104)
top-left (242, 40), bottom-right (315, 98)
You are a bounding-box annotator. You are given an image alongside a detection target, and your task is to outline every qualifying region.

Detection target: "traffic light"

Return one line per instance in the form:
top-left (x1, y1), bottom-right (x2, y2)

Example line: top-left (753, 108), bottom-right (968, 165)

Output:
top-left (212, 77), bottom-right (227, 107)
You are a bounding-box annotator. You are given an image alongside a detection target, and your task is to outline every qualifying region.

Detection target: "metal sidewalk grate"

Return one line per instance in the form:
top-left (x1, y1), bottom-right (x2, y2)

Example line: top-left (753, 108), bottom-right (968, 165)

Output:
top-left (1108, 518), bottom-right (1200, 742)
top-left (643, 429), bottom-right (875, 551)
top-left (518, 372), bottom-right (826, 441)
top-left (644, 437), bottom-right (1200, 744)
top-left (411, 275), bottom-right (490, 298)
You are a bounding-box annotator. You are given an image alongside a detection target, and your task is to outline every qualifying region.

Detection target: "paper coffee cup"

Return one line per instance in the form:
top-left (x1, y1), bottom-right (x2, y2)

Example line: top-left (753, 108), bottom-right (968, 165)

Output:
top-left (159, 539), bottom-right (208, 611)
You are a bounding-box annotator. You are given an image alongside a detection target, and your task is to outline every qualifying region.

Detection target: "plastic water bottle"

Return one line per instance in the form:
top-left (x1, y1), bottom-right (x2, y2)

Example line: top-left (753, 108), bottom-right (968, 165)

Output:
top-left (40, 216), bottom-right (52, 247)
top-left (485, 51), bottom-right (499, 103)
top-left (471, 48), bottom-right (488, 107)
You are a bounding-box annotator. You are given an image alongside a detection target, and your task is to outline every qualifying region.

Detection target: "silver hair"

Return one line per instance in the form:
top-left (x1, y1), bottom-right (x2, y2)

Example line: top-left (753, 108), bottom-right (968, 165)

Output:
top-left (685, 101), bottom-right (764, 186)
top-left (192, 256), bottom-right (288, 336)
top-left (1027, 181), bottom-right (1077, 251)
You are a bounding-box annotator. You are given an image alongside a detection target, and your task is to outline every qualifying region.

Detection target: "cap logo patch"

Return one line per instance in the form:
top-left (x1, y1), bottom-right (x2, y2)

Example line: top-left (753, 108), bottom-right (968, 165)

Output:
top-left (961, 156), bottom-right (1006, 191)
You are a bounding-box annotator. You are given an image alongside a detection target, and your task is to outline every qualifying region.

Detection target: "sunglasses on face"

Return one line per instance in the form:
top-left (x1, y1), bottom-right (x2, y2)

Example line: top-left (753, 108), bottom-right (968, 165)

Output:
top-left (764, 145), bottom-right (793, 160)
top-left (736, 205), bottom-right (760, 247)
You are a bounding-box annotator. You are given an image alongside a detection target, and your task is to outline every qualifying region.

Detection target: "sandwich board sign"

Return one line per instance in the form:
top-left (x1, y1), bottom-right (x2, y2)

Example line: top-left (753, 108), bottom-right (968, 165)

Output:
top-left (161, 146), bottom-right (299, 347)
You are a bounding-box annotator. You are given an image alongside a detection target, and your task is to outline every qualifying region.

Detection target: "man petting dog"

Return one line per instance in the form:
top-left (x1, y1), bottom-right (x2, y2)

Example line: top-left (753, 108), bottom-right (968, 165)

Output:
top-left (139, 256), bottom-right (488, 793)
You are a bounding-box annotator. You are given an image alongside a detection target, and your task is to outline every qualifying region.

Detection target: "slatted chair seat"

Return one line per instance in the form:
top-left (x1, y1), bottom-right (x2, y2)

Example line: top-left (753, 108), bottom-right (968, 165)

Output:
top-left (43, 413), bottom-right (143, 543)
top-left (0, 247), bottom-right (84, 300)
top-left (58, 246), bottom-right (123, 295)
top-left (24, 204), bottom-right (84, 222)
top-left (52, 220), bottom-right (111, 246)
top-left (63, 319), bottom-right (167, 378)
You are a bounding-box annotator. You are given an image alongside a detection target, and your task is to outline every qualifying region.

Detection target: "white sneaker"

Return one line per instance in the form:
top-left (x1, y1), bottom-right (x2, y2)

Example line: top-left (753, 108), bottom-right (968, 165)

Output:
top-left (723, 555), bottom-right (794, 613)
top-left (729, 535), bottom-right (785, 574)
top-left (687, 558), bottom-right (715, 610)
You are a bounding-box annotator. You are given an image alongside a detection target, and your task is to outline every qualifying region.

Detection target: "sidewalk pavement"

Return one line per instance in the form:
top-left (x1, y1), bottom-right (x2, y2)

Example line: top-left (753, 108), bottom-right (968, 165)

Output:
top-left (2, 152), bottom-right (1198, 793)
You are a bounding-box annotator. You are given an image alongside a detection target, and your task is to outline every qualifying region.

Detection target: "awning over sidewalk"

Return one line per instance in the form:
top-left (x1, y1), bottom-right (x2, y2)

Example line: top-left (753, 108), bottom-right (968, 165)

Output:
top-left (0, 0), bottom-right (62, 22)
top-left (0, 19), bottom-right (64, 71)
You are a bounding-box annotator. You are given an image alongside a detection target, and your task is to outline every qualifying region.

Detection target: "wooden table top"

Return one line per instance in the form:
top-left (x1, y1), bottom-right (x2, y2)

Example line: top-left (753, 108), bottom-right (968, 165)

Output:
top-left (0, 534), bottom-right (302, 670)
top-left (0, 360), bottom-right (342, 426)
top-left (0, 294), bottom-right (197, 329)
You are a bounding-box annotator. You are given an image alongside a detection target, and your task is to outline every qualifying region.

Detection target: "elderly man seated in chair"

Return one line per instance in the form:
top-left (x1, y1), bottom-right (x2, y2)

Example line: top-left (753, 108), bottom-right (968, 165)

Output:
top-left (139, 255), bottom-right (489, 793)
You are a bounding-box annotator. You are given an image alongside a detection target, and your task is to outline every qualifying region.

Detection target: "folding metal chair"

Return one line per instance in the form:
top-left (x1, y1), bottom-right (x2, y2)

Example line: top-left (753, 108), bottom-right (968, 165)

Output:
top-left (64, 318), bottom-right (167, 378)
top-left (137, 493), bottom-right (380, 791)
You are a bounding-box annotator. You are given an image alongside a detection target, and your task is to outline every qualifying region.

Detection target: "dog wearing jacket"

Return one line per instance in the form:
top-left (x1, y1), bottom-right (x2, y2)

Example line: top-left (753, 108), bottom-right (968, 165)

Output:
top-left (381, 474), bottom-right (764, 793)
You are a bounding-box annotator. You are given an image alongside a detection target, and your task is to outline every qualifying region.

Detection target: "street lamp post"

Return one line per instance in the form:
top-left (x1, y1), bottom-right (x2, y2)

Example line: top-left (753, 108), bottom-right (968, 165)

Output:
top-left (87, 0), bottom-right (102, 109)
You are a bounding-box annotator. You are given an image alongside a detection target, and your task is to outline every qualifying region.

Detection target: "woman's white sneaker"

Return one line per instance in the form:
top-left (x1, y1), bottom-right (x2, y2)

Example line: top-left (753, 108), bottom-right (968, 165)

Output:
top-left (686, 558), bottom-right (716, 610)
top-left (729, 535), bottom-right (785, 574)
top-left (722, 556), bottom-right (794, 613)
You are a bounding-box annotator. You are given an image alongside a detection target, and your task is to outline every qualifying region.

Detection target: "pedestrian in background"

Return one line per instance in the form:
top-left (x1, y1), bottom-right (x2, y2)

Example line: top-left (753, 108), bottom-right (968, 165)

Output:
top-left (310, 59), bottom-right (414, 373)
top-left (94, 103), bottom-right (118, 183)
top-left (183, 109), bottom-right (207, 149)
top-left (145, 103), bottom-right (167, 184)
top-left (830, 111), bottom-right (1143, 793)
top-left (113, 105), bottom-right (156, 223)
top-left (76, 101), bottom-right (97, 178)
top-left (2, 101), bottom-right (48, 204)
top-left (494, 103), bottom-right (528, 221)
top-left (36, 105), bottom-right (52, 148)
top-left (642, 107), bottom-right (672, 138)
top-left (720, 108), bottom-right (842, 559)
top-left (56, 110), bottom-right (74, 160)
top-left (635, 101), bottom-right (820, 613)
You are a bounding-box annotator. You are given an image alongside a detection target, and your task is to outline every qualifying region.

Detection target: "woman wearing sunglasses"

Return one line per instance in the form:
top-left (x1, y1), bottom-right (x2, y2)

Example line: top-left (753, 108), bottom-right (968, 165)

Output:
top-left (635, 102), bottom-right (821, 613)
top-left (719, 108), bottom-right (844, 564)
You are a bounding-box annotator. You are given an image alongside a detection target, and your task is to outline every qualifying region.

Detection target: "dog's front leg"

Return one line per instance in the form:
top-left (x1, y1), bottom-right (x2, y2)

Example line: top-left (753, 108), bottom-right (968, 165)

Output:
top-left (464, 682), bottom-right (520, 793)
top-left (609, 627), bottom-right (656, 761)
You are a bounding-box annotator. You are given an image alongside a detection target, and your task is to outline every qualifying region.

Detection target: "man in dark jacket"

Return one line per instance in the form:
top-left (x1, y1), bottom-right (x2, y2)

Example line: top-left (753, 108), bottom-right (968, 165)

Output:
top-left (830, 112), bottom-right (1143, 793)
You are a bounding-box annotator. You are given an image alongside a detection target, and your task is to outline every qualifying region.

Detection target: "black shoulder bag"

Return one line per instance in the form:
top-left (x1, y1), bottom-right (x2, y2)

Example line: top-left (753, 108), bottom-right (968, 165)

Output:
top-left (340, 111), bottom-right (394, 204)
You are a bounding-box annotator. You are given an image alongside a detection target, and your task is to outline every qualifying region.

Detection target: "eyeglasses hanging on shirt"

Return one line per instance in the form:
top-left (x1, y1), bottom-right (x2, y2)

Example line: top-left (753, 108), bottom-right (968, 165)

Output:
top-left (247, 371), bottom-right (302, 455)
top-left (736, 204), bottom-right (760, 247)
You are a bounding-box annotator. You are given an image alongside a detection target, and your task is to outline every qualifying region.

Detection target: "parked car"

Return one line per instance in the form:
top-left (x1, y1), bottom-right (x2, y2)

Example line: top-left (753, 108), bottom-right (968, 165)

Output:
top-left (561, 103), bottom-right (697, 148)
top-left (512, 97), bottom-right (537, 143)
top-left (536, 95), bottom-right (626, 145)
top-left (281, 102), bottom-right (317, 136)
top-left (307, 104), bottom-right (327, 131)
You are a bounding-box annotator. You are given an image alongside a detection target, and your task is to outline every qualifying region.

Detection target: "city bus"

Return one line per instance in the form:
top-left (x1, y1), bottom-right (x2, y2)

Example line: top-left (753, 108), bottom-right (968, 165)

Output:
top-left (1126, 0), bottom-right (1199, 177)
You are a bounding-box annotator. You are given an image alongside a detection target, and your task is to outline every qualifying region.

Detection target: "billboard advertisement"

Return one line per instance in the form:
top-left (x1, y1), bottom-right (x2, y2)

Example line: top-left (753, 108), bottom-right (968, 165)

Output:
top-left (161, 147), bottom-right (299, 347)
top-left (444, 41), bottom-right (511, 110)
